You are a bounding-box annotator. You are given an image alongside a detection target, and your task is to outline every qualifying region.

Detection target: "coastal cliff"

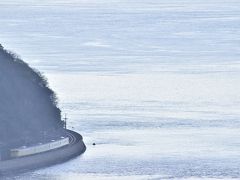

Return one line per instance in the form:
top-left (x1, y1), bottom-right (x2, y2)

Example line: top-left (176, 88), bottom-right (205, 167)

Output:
top-left (0, 45), bottom-right (86, 175)
top-left (0, 44), bottom-right (64, 146)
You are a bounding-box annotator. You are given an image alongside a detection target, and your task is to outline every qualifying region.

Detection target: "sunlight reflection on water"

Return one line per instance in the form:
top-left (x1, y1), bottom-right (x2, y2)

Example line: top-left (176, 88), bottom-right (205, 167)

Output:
top-left (1, 0), bottom-right (240, 179)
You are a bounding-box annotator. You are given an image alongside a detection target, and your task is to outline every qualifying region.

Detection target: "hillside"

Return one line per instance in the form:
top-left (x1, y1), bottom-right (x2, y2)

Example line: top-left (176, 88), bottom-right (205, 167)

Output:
top-left (0, 44), bottom-right (63, 146)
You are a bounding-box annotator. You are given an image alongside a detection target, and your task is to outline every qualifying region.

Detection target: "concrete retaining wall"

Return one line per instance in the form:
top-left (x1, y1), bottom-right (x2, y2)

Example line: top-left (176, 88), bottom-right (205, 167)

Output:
top-left (0, 130), bottom-right (86, 175)
top-left (11, 137), bottom-right (70, 158)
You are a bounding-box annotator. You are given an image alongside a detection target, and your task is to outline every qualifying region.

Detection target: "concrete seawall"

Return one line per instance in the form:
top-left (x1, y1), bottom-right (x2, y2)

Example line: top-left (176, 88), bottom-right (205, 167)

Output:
top-left (0, 130), bottom-right (86, 175)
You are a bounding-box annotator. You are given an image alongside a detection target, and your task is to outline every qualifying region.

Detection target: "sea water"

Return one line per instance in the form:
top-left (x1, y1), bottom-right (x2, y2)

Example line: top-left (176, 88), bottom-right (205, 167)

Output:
top-left (1, 0), bottom-right (240, 179)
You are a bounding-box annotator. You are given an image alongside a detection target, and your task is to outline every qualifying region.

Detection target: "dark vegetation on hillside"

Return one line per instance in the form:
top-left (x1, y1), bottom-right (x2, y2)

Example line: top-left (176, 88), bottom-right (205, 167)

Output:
top-left (0, 44), bottom-right (64, 147)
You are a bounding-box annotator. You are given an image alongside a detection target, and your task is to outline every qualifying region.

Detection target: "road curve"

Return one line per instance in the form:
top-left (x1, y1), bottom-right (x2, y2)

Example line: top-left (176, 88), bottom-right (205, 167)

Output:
top-left (0, 130), bottom-right (86, 176)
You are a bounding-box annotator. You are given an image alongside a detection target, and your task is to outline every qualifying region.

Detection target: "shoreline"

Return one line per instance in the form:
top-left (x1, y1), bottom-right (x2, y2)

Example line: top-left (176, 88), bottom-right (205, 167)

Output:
top-left (0, 130), bottom-right (86, 175)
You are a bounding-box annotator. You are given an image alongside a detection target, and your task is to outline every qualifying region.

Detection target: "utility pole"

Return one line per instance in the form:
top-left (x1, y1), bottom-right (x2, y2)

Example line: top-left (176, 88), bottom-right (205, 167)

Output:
top-left (43, 131), bottom-right (47, 142)
top-left (63, 113), bottom-right (67, 129)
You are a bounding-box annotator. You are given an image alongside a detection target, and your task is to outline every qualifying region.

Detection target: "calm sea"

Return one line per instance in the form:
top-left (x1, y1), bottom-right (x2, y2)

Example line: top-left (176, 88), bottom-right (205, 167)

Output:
top-left (1, 0), bottom-right (240, 179)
